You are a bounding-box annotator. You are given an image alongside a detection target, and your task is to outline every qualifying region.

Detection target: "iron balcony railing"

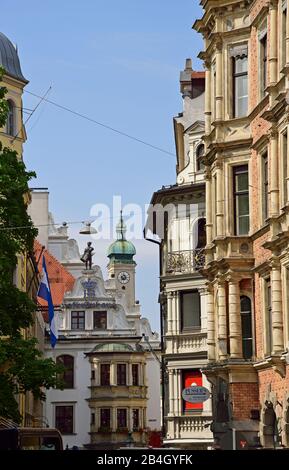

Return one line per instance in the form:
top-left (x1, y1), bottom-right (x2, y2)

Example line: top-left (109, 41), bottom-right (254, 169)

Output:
top-left (165, 248), bottom-right (205, 274)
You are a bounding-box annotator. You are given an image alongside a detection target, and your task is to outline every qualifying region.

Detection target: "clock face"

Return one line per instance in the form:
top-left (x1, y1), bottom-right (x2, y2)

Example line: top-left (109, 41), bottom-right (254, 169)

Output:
top-left (118, 271), bottom-right (130, 284)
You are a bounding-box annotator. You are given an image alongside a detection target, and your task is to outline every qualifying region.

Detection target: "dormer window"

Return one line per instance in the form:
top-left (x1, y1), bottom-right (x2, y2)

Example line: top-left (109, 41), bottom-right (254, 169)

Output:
top-left (196, 143), bottom-right (205, 171)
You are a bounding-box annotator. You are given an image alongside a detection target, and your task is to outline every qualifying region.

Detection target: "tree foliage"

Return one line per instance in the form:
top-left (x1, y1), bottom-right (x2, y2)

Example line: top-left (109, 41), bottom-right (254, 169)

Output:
top-left (0, 67), bottom-right (62, 423)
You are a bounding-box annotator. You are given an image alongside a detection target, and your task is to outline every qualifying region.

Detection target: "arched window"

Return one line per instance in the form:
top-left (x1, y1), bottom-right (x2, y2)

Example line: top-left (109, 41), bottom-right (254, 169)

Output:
top-left (240, 296), bottom-right (253, 359)
top-left (196, 143), bottom-right (205, 171)
top-left (196, 218), bottom-right (206, 249)
top-left (56, 355), bottom-right (74, 389)
top-left (6, 100), bottom-right (15, 136)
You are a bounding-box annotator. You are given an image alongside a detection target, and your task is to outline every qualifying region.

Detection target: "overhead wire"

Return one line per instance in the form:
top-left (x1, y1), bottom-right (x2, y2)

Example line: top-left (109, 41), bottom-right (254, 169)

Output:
top-left (24, 89), bottom-right (176, 158)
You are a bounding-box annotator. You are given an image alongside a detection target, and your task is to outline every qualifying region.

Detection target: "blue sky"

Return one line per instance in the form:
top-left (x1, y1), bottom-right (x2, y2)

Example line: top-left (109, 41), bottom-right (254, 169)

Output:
top-left (2, 0), bottom-right (203, 332)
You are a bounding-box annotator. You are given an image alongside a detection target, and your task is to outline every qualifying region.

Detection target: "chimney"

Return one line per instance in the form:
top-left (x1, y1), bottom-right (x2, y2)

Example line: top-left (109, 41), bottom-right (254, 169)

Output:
top-left (180, 58), bottom-right (193, 97)
top-left (185, 58), bottom-right (192, 71)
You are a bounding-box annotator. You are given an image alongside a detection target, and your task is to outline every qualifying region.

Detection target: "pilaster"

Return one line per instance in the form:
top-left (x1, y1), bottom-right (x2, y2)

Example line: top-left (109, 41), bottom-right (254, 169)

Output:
top-left (271, 258), bottom-right (284, 354)
top-left (207, 283), bottom-right (216, 361)
top-left (217, 277), bottom-right (227, 360)
top-left (269, 128), bottom-right (279, 217)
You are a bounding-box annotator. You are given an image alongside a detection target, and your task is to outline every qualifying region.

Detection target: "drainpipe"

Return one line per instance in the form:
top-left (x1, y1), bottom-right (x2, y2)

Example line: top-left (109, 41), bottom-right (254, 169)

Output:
top-left (143, 231), bottom-right (165, 439)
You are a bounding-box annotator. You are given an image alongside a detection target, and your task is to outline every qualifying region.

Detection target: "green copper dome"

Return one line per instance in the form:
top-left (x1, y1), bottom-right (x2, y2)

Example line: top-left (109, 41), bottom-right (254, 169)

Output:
top-left (107, 211), bottom-right (136, 262)
top-left (93, 343), bottom-right (134, 353)
top-left (107, 239), bottom-right (136, 256)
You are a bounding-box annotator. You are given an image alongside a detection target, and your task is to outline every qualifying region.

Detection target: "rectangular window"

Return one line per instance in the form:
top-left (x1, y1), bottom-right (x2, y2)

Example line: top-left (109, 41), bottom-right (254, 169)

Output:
top-left (260, 34), bottom-right (267, 96)
top-left (181, 290), bottom-right (201, 330)
top-left (93, 311), bottom-right (107, 330)
top-left (100, 364), bottom-right (110, 386)
top-left (55, 405), bottom-right (73, 434)
top-left (91, 412), bottom-right (95, 425)
top-left (232, 54), bottom-right (248, 118)
top-left (117, 364), bottom-right (127, 385)
top-left (262, 152), bottom-right (269, 221)
top-left (132, 364), bottom-right (139, 386)
top-left (71, 311), bottom-right (85, 330)
top-left (233, 165), bottom-right (249, 235)
top-left (283, 130), bottom-right (288, 205)
top-left (117, 409), bottom-right (127, 429)
top-left (100, 408), bottom-right (111, 428)
top-left (265, 278), bottom-right (273, 355)
top-left (56, 355), bottom-right (74, 389)
top-left (182, 370), bottom-right (203, 412)
top-left (132, 409), bottom-right (139, 431)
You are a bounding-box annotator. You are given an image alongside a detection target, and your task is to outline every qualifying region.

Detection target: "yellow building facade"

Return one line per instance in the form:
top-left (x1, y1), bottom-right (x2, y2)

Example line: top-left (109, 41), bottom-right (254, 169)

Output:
top-left (0, 31), bottom-right (43, 425)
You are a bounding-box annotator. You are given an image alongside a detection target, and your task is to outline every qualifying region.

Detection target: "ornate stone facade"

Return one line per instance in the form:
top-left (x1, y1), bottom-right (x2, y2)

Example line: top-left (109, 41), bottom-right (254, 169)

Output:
top-left (41, 214), bottom-right (160, 449)
top-left (195, 0), bottom-right (289, 449)
top-left (146, 61), bottom-right (213, 449)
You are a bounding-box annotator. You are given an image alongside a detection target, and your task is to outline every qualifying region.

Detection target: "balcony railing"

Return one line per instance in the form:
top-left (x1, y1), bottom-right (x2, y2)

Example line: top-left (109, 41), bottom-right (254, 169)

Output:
top-left (166, 332), bottom-right (207, 354)
top-left (166, 415), bottom-right (213, 442)
top-left (165, 249), bottom-right (205, 274)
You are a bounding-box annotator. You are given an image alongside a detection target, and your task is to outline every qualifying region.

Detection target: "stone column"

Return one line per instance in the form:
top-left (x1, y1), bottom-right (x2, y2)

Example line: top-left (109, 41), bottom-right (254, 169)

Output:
top-left (217, 278), bottom-right (227, 360)
top-left (271, 258), bottom-right (284, 354)
top-left (205, 60), bottom-right (212, 135)
top-left (269, 0), bottom-right (278, 100)
top-left (269, 129), bottom-right (279, 217)
top-left (216, 159), bottom-right (224, 237)
top-left (173, 370), bottom-right (178, 416)
top-left (167, 292), bottom-right (173, 334)
top-left (92, 359), bottom-right (100, 386)
top-left (128, 362), bottom-right (132, 386)
top-left (110, 362), bottom-right (116, 386)
top-left (168, 370), bottom-right (174, 416)
top-left (205, 169), bottom-right (213, 250)
top-left (176, 370), bottom-right (182, 416)
top-left (215, 41), bottom-right (223, 122)
top-left (175, 291), bottom-right (180, 334)
top-left (228, 276), bottom-right (243, 359)
top-left (207, 283), bottom-right (216, 361)
top-left (128, 408), bottom-right (132, 432)
top-left (112, 407), bottom-right (117, 432)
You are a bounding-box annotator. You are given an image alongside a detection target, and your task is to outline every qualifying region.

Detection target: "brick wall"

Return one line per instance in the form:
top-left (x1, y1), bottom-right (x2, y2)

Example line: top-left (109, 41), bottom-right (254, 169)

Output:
top-left (259, 366), bottom-right (289, 403)
top-left (230, 383), bottom-right (260, 420)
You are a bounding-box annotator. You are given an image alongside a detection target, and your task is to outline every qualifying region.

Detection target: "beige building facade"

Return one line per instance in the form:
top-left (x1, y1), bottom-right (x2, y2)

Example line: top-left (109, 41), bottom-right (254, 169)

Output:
top-left (146, 61), bottom-right (213, 449)
top-left (195, 0), bottom-right (289, 449)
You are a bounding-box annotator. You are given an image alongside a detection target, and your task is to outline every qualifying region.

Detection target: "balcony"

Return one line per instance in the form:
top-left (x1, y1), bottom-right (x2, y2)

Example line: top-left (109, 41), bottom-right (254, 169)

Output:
top-left (165, 249), bottom-right (205, 275)
top-left (166, 332), bottom-right (207, 355)
top-left (166, 415), bottom-right (213, 443)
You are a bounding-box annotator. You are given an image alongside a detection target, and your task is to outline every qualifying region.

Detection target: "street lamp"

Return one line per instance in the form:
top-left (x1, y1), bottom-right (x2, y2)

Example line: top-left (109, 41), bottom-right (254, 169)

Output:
top-left (79, 221), bottom-right (97, 235)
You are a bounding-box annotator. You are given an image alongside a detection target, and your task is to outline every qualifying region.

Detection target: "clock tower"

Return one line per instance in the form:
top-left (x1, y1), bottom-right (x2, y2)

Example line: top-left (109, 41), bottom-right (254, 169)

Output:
top-left (107, 211), bottom-right (136, 308)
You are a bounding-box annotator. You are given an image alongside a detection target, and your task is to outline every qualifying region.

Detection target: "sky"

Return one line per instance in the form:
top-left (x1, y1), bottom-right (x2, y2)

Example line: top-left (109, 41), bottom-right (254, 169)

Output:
top-left (1, 0), bottom-right (203, 332)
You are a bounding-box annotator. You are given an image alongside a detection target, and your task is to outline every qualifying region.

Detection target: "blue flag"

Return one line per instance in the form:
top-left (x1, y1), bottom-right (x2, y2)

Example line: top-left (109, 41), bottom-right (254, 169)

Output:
top-left (38, 255), bottom-right (58, 348)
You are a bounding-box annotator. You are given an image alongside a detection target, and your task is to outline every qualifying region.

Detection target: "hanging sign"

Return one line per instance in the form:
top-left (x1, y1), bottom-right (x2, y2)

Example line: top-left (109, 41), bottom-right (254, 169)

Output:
top-left (182, 386), bottom-right (210, 403)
